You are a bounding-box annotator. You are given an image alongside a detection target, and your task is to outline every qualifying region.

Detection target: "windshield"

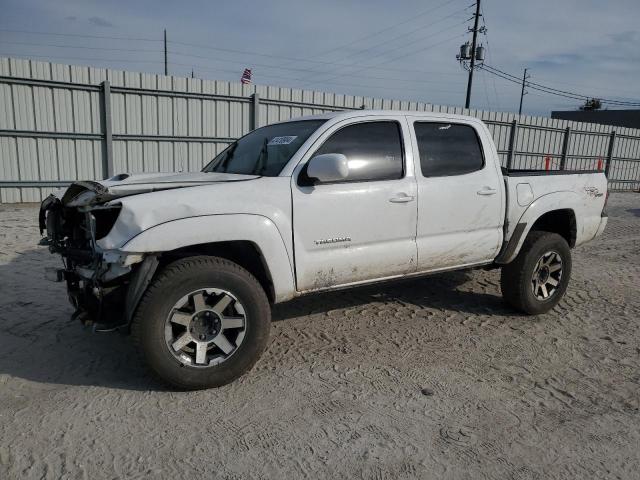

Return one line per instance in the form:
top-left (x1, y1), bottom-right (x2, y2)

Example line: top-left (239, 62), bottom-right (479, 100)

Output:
top-left (202, 120), bottom-right (326, 176)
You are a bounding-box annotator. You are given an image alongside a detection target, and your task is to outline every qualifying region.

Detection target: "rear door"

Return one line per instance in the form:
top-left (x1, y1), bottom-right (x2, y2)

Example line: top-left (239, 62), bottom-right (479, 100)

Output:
top-left (291, 116), bottom-right (418, 291)
top-left (407, 117), bottom-right (504, 271)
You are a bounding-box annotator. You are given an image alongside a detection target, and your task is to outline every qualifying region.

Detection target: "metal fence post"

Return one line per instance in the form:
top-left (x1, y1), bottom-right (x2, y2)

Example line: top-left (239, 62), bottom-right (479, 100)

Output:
top-left (506, 119), bottom-right (517, 170)
top-left (100, 80), bottom-right (114, 178)
top-left (604, 130), bottom-right (616, 178)
top-left (250, 93), bottom-right (260, 131)
top-left (559, 126), bottom-right (571, 170)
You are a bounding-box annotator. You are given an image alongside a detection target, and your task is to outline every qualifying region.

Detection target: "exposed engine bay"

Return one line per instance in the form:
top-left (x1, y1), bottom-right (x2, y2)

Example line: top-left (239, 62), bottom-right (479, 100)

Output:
top-left (38, 173), bottom-right (260, 330)
top-left (39, 181), bottom-right (151, 330)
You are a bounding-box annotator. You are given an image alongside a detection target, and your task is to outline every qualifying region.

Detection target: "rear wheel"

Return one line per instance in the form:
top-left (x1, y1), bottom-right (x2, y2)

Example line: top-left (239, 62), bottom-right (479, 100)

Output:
top-left (501, 231), bottom-right (572, 315)
top-left (131, 256), bottom-right (271, 390)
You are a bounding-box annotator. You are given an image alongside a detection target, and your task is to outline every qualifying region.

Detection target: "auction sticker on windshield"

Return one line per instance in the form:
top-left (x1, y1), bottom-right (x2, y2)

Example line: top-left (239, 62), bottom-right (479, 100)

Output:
top-left (268, 136), bottom-right (298, 145)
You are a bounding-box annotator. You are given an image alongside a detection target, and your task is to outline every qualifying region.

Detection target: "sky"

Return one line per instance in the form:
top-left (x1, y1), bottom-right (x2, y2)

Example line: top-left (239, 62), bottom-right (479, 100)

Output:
top-left (1, 0), bottom-right (639, 117)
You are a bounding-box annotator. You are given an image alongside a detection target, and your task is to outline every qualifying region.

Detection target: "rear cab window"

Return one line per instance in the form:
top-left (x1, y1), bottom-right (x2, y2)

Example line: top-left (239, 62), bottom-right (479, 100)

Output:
top-left (413, 122), bottom-right (484, 177)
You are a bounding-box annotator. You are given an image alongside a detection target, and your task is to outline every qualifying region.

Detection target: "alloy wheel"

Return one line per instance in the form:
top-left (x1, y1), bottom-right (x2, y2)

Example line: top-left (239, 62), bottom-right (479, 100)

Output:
top-left (531, 251), bottom-right (563, 301)
top-left (164, 288), bottom-right (247, 367)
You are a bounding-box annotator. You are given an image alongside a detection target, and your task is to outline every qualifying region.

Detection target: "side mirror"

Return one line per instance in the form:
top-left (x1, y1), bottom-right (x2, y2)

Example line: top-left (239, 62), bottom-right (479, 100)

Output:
top-left (306, 153), bottom-right (349, 183)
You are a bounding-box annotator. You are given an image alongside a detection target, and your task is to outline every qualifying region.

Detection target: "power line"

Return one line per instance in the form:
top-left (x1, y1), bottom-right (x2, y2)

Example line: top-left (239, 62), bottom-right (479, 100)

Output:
top-left (301, 25), bottom-right (467, 88)
top-left (305, 0), bottom-right (463, 61)
top-left (518, 76), bottom-right (640, 99)
top-left (480, 67), bottom-right (492, 110)
top-left (0, 52), bottom-right (165, 65)
top-left (0, 40), bottom-right (161, 54)
top-left (371, 31), bottom-right (467, 68)
top-left (0, 28), bottom-right (159, 42)
top-left (483, 64), bottom-right (640, 106)
top-left (166, 59), bottom-right (465, 95)
top-left (296, 12), bottom-right (466, 84)
top-left (480, 64), bottom-right (640, 107)
top-left (170, 62), bottom-right (459, 94)
top-left (0, 27), bottom-right (463, 77)
top-left (0, 42), bottom-right (461, 79)
top-left (0, 46), bottom-right (465, 87)
top-left (169, 37), bottom-right (466, 78)
top-left (274, 0), bottom-right (465, 80)
top-left (304, 4), bottom-right (470, 78)
top-left (165, 49), bottom-right (463, 84)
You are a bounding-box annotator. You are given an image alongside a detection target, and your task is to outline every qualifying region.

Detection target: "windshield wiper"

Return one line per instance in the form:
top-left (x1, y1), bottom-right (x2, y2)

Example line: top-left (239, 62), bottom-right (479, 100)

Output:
top-left (252, 137), bottom-right (269, 175)
top-left (208, 143), bottom-right (238, 173)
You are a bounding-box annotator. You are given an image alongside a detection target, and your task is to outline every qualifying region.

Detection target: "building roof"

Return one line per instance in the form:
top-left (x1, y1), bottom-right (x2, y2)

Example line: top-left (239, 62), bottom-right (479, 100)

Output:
top-left (551, 109), bottom-right (640, 129)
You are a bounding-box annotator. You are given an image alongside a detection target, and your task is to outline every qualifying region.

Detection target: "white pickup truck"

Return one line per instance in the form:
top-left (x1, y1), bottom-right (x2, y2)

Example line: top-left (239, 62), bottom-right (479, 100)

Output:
top-left (39, 110), bottom-right (608, 389)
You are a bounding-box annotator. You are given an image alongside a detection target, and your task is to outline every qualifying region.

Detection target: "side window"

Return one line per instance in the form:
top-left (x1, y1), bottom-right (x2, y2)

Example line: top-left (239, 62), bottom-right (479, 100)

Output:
top-left (414, 122), bottom-right (484, 177)
top-left (310, 121), bottom-right (404, 182)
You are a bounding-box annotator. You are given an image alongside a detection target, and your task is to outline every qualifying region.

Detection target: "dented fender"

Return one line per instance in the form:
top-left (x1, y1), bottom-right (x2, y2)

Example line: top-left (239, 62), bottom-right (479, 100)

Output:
top-left (118, 214), bottom-right (296, 303)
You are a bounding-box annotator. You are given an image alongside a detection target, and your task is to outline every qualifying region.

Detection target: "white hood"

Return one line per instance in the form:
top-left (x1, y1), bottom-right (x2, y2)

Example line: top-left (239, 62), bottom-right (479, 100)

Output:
top-left (59, 171), bottom-right (260, 207)
top-left (102, 171), bottom-right (257, 188)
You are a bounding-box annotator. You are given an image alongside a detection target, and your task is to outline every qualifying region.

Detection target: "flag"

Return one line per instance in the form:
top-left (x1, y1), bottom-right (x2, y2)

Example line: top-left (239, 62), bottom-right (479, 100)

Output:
top-left (241, 68), bottom-right (252, 84)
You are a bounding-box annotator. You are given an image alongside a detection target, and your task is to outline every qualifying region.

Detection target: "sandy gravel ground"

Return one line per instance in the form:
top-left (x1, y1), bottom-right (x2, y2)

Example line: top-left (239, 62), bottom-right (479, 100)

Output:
top-left (0, 194), bottom-right (638, 479)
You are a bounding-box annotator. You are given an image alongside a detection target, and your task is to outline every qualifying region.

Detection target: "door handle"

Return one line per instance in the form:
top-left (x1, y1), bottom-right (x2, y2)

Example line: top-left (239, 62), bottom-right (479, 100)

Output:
top-left (389, 193), bottom-right (415, 203)
top-left (477, 187), bottom-right (497, 196)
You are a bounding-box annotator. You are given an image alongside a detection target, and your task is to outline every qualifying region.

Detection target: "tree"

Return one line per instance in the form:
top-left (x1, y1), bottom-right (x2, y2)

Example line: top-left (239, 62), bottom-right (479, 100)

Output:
top-left (580, 98), bottom-right (602, 111)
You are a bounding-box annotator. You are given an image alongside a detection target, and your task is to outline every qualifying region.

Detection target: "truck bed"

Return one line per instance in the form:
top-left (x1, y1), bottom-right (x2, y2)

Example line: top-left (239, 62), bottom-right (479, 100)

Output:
top-left (500, 170), bottom-right (608, 262)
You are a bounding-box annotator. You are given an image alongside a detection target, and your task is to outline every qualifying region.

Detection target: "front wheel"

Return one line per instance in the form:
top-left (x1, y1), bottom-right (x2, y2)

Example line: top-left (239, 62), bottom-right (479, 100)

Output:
top-left (131, 256), bottom-right (271, 390)
top-left (501, 231), bottom-right (572, 315)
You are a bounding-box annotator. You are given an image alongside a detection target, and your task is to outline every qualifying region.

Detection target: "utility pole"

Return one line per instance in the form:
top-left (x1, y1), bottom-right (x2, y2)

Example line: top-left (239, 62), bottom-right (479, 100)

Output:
top-left (464, 0), bottom-right (481, 108)
top-left (518, 68), bottom-right (530, 115)
top-left (163, 29), bottom-right (168, 75)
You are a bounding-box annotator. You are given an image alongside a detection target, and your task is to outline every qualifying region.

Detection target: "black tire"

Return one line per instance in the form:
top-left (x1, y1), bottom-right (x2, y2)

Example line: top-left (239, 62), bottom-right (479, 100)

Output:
top-left (500, 231), bottom-right (572, 315)
top-left (131, 256), bottom-right (271, 390)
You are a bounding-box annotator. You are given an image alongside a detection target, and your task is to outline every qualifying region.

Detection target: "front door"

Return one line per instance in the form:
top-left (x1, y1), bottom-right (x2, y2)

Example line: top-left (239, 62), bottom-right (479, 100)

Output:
top-left (291, 117), bottom-right (418, 292)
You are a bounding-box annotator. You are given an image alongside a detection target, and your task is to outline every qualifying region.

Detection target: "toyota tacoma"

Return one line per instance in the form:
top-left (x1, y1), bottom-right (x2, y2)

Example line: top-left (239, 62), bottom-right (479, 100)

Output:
top-left (39, 110), bottom-right (609, 389)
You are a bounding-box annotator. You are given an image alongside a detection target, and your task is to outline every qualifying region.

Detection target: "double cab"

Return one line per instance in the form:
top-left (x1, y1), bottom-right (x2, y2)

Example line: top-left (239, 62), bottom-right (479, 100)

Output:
top-left (39, 110), bottom-right (609, 389)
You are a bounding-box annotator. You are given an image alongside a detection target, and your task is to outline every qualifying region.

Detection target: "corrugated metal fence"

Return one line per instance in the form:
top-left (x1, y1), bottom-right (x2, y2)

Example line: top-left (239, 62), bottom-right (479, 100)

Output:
top-left (1, 57), bottom-right (639, 203)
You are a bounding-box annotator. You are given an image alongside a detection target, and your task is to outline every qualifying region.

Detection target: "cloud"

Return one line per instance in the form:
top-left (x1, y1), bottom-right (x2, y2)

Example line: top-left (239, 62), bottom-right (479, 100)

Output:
top-left (65, 16), bottom-right (77, 22)
top-left (88, 16), bottom-right (114, 28)
top-left (608, 30), bottom-right (640, 45)
top-left (530, 53), bottom-right (585, 68)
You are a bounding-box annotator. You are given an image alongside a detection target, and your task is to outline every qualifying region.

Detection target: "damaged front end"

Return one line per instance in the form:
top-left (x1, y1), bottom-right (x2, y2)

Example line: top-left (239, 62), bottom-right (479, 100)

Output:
top-left (39, 181), bottom-right (152, 330)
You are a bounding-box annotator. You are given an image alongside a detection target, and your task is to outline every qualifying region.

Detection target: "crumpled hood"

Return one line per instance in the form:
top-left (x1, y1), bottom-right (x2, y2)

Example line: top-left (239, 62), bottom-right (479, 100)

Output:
top-left (58, 171), bottom-right (260, 207)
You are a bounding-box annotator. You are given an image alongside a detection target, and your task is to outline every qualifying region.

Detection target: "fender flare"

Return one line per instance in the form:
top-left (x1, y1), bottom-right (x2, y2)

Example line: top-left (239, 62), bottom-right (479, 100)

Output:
top-left (497, 191), bottom-right (580, 264)
top-left (120, 214), bottom-right (296, 303)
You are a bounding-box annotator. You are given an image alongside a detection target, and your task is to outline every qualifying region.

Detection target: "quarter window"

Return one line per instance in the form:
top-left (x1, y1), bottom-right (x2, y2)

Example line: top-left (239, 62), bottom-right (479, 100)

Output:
top-left (414, 122), bottom-right (484, 177)
top-left (310, 121), bottom-right (404, 182)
